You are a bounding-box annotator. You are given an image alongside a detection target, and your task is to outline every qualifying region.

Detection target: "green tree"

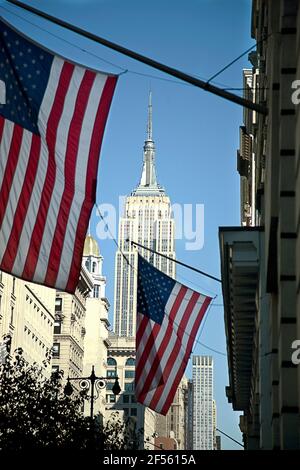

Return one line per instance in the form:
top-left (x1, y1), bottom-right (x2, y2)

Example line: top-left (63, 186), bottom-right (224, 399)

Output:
top-left (0, 351), bottom-right (141, 451)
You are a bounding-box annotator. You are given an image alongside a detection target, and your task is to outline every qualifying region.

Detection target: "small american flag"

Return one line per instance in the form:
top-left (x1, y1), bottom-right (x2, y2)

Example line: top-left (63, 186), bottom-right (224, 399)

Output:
top-left (135, 255), bottom-right (212, 415)
top-left (0, 19), bottom-right (117, 292)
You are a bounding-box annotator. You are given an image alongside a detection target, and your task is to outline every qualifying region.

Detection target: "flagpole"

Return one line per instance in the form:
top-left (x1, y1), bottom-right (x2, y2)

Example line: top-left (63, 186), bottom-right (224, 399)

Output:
top-left (5, 0), bottom-right (267, 115)
top-left (127, 239), bottom-right (221, 283)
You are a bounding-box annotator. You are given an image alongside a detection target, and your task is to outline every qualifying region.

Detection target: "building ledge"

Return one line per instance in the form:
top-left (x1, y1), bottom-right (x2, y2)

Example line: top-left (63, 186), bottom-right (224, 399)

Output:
top-left (219, 227), bottom-right (263, 411)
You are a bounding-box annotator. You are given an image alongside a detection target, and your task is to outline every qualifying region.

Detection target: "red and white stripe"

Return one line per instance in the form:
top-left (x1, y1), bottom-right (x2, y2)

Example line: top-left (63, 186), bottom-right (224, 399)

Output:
top-left (135, 281), bottom-right (212, 415)
top-left (0, 56), bottom-right (117, 292)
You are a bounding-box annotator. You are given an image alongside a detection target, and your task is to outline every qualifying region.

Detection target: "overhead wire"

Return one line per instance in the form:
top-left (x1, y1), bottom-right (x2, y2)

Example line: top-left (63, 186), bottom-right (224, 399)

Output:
top-left (1, 4), bottom-right (264, 96)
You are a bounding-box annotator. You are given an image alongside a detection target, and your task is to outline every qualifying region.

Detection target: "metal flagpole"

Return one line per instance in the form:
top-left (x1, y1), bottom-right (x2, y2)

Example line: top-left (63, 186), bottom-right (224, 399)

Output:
top-left (127, 239), bottom-right (221, 283)
top-left (6, 0), bottom-right (267, 115)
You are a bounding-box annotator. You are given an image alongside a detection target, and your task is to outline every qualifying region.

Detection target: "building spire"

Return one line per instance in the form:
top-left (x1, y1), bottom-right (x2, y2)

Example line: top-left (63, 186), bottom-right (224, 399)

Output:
top-left (147, 90), bottom-right (153, 141)
top-left (133, 92), bottom-right (165, 195)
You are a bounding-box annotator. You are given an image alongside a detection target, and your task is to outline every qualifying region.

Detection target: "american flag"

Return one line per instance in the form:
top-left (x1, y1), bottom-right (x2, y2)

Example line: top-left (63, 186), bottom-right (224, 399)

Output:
top-left (135, 255), bottom-right (212, 415)
top-left (0, 20), bottom-right (117, 292)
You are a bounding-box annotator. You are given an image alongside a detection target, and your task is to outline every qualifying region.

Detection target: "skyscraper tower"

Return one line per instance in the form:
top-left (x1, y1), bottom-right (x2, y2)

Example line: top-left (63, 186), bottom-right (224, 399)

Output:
top-left (113, 92), bottom-right (176, 337)
top-left (192, 356), bottom-right (214, 450)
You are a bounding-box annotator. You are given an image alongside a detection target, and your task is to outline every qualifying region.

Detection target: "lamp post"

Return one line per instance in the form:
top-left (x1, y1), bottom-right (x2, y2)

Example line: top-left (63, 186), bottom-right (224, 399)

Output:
top-left (64, 365), bottom-right (121, 420)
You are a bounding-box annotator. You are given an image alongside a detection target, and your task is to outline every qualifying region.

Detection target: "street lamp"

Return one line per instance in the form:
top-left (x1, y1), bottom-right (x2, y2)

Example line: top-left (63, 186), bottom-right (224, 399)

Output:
top-left (64, 365), bottom-right (121, 420)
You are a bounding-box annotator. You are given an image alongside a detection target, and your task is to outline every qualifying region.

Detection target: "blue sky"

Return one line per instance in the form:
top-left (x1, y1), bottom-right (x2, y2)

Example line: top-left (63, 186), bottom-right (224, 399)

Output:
top-left (0, 0), bottom-right (254, 449)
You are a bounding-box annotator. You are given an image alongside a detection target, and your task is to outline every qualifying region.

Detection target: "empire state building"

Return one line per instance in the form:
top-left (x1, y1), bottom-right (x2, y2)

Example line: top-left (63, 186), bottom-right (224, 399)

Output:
top-left (113, 93), bottom-right (176, 337)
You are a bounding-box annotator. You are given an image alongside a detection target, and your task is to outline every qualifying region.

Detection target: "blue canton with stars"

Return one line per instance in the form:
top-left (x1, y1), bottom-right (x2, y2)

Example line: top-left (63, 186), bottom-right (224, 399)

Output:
top-left (0, 20), bottom-right (53, 135)
top-left (137, 255), bottom-right (176, 325)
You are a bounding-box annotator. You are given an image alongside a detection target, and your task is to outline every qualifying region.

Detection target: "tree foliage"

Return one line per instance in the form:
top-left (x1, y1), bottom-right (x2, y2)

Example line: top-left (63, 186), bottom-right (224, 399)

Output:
top-left (0, 352), bottom-right (141, 451)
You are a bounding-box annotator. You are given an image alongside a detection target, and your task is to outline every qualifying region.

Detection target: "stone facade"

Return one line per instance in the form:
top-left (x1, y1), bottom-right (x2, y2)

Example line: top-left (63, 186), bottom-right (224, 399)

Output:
top-left (0, 271), bottom-right (55, 376)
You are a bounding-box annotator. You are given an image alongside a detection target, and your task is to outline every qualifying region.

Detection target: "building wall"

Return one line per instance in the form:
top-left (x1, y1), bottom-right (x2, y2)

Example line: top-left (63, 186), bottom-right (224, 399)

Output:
top-left (165, 376), bottom-right (188, 450)
top-left (222, 0), bottom-right (300, 450)
top-left (82, 237), bottom-right (111, 418)
top-left (52, 268), bottom-right (93, 381)
top-left (0, 271), bottom-right (55, 376)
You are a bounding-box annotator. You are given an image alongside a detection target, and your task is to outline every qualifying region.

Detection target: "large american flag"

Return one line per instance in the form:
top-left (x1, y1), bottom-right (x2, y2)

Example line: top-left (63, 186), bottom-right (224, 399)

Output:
top-left (0, 19), bottom-right (117, 292)
top-left (135, 255), bottom-right (212, 415)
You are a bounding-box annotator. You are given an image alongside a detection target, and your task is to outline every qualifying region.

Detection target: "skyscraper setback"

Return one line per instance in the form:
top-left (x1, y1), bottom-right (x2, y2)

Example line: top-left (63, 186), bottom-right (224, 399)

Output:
top-left (113, 92), bottom-right (176, 337)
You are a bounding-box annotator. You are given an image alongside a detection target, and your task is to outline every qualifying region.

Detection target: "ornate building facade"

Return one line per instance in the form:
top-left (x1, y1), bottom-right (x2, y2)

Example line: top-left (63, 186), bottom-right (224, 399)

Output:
top-left (82, 234), bottom-right (111, 418)
top-left (0, 271), bottom-right (55, 376)
top-left (52, 267), bottom-right (93, 380)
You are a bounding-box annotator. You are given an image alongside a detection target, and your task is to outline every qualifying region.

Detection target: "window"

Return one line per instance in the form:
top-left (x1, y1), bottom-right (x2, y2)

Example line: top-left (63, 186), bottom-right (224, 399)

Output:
top-left (123, 395), bottom-right (130, 404)
top-left (125, 370), bottom-right (135, 379)
top-left (51, 365), bottom-right (59, 376)
top-left (124, 382), bottom-right (134, 392)
top-left (93, 285), bottom-right (100, 298)
top-left (106, 394), bottom-right (116, 403)
top-left (107, 370), bottom-right (116, 378)
top-left (107, 357), bottom-right (117, 366)
top-left (85, 259), bottom-right (90, 271)
top-left (131, 408), bottom-right (137, 417)
top-left (123, 408), bottom-right (129, 417)
top-left (106, 382), bottom-right (114, 390)
top-left (125, 357), bottom-right (135, 366)
top-left (55, 298), bottom-right (62, 312)
top-left (52, 343), bottom-right (60, 358)
top-left (54, 319), bottom-right (62, 334)
top-left (10, 306), bottom-right (14, 325)
top-left (92, 262), bottom-right (97, 273)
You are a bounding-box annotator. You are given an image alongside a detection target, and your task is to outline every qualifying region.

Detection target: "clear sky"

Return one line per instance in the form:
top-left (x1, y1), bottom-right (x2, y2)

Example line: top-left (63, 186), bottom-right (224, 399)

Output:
top-left (0, 0), bottom-right (254, 449)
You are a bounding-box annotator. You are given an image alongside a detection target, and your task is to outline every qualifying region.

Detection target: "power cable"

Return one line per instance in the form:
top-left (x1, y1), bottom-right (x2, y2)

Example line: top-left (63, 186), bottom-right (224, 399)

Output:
top-left (4, 0), bottom-right (268, 114)
top-left (1, 3), bottom-right (254, 93)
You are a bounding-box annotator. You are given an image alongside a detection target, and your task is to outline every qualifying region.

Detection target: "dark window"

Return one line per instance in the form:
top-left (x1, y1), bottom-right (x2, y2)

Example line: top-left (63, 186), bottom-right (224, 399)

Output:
top-left (12, 277), bottom-right (16, 295)
top-left (131, 395), bottom-right (137, 403)
top-left (10, 306), bottom-right (14, 325)
top-left (125, 370), bottom-right (135, 379)
top-left (123, 395), bottom-right (130, 404)
top-left (124, 382), bottom-right (134, 392)
top-left (51, 365), bottom-right (59, 376)
top-left (54, 319), bottom-right (62, 334)
top-left (123, 408), bottom-right (129, 417)
top-left (107, 357), bottom-right (117, 366)
top-left (55, 298), bottom-right (62, 312)
top-left (125, 357), bottom-right (135, 366)
top-left (131, 408), bottom-right (137, 417)
top-left (92, 262), bottom-right (97, 273)
top-left (52, 343), bottom-right (60, 358)
top-left (106, 382), bottom-right (114, 390)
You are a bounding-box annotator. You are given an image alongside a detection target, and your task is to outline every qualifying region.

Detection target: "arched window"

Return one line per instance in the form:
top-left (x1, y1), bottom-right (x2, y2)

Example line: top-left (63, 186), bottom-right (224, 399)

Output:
top-left (125, 357), bottom-right (135, 366)
top-left (92, 261), bottom-right (97, 273)
top-left (85, 259), bottom-right (90, 271)
top-left (107, 357), bottom-right (117, 366)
